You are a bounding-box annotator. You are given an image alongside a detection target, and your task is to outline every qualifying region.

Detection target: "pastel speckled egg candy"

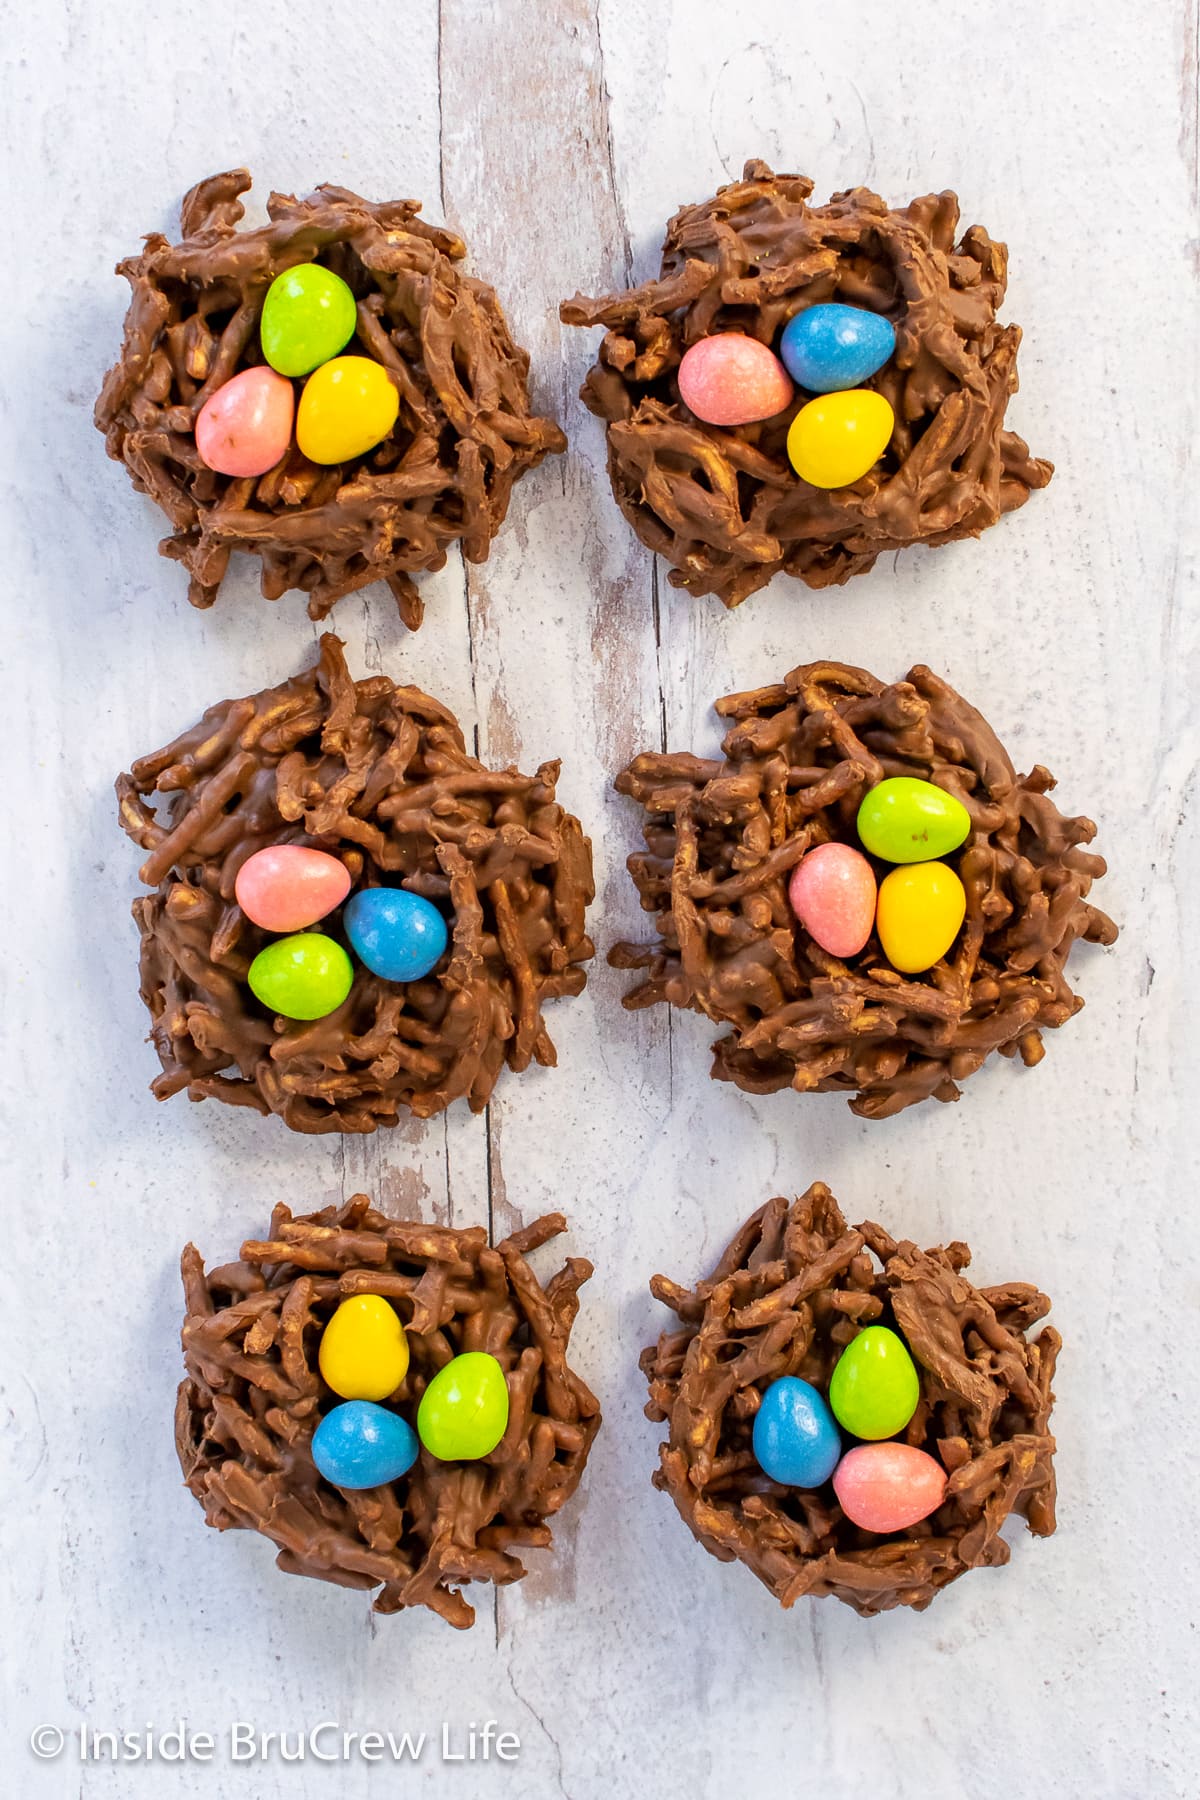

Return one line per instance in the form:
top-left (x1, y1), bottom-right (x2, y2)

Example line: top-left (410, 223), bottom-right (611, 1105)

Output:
top-left (787, 388), bottom-right (894, 489)
top-left (829, 1325), bottom-right (920, 1440)
top-left (417, 1352), bottom-right (509, 1461)
top-left (297, 356), bottom-right (400, 465)
top-left (857, 777), bottom-right (971, 864)
top-left (876, 862), bottom-right (966, 974)
top-left (779, 303), bottom-right (896, 394)
top-left (345, 887), bottom-right (449, 983)
top-left (194, 366), bottom-right (294, 478)
top-left (788, 842), bottom-right (876, 959)
top-left (311, 1401), bottom-right (419, 1491)
top-left (676, 334), bottom-right (794, 427)
top-left (260, 263), bottom-right (358, 377)
top-left (833, 1442), bottom-right (947, 1533)
top-left (752, 1377), bottom-right (841, 1488)
top-left (235, 845), bottom-right (351, 933)
top-left (247, 932), bottom-right (354, 1020)
top-left (319, 1296), bottom-right (410, 1402)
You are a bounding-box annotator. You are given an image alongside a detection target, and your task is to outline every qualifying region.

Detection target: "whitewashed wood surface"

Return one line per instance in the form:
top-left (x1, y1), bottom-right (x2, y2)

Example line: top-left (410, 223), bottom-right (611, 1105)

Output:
top-left (2, 1), bottom-right (1197, 1795)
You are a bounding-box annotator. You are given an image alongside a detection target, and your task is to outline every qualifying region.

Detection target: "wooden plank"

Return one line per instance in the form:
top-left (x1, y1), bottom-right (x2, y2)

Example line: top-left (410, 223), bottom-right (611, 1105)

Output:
top-left (436, 0), bottom-right (673, 1712)
top-left (1, 4), bottom-right (506, 1790)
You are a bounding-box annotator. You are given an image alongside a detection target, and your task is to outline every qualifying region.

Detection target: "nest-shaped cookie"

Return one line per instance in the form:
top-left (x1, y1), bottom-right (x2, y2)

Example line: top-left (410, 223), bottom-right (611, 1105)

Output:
top-left (642, 1182), bottom-right (1058, 1615)
top-left (116, 634), bottom-right (595, 1132)
top-left (561, 159), bottom-right (1051, 608)
top-left (95, 168), bottom-right (565, 628)
top-left (612, 660), bottom-right (1116, 1118)
top-left (178, 1196), bottom-right (600, 1628)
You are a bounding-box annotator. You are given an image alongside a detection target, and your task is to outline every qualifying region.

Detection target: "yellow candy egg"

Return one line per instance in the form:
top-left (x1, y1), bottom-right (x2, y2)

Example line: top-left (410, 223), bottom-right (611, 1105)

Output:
top-left (876, 861), bottom-right (966, 974)
top-left (296, 355), bottom-right (400, 465)
top-left (318, 1295), bottom-right (410, 1402)
top-left (786, 388), bottom-right (894, 489)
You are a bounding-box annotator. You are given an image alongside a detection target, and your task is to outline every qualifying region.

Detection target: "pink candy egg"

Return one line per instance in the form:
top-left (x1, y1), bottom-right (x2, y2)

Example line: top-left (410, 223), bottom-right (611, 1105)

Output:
top-left (788, 842), bottom-right (876, 958)
top-left (833, 1443), bottom-right (947, 1534)
top-left (235, 845), bottom-right (351, 933)
top-left (194, 366), bottom-right (294, 478)
top-left (677, 334), bottom-right (794, 427)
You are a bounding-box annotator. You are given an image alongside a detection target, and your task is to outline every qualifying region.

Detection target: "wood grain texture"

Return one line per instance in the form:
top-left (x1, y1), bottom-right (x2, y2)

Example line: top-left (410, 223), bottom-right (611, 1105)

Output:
top-left (1, 0), bottom-right (1196, 1794)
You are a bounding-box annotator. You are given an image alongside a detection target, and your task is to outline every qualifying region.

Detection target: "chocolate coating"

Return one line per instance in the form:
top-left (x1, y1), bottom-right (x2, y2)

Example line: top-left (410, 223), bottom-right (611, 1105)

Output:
top-left (642, 1183), bottom-right (1059, 1615)
top-left (96, 169), bottom-right (565, 628)
top-left (561, 160), bottom-right (1052, 607)
top-left (178, 1197), bottom-right (600, 1628)
top-left (116, 635), bottom-right (595, 1132)
top-left (612, 660), bottom-right (1116, 1117)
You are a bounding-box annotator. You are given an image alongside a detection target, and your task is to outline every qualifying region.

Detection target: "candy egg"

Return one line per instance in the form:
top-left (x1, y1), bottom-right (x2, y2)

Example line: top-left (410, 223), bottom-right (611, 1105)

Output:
top-left (786, 388), bottom-right (894, 489)
top-left (779, 303), bottom-right (897, 394)
top-left (247, 932), bottom-right (354, 1020)
top-left (833, 1443), bottom-right (947, 1533)
top-left (788, 842), bottom-right (876, 959)
top-left (829, 1325), bottom-right (920, 1440)
top-left (752, 1377), bottom-right (841, 1488)
top-left (856, 777), bottom-right (971, 864)
top-left (344, 887), bottom-right (449, 983)
top-left (319, 1296), bottom-right (410, 1402)
top-left (234, 845), bottom-right (351, 933)
top-left (876, 862), bottom-right (966, 974)
top-left (194, 366), bottom-right (294, 478)
top-left (676, 334), bottom-right (794, 427)
top-left (296, 355), bottom-right (399, 465)
top-left (260, 263), bottom-right (358, 377)
top-left (417, 1352), bottom-right (509, 1462)
top-left (311, 1401), bottom-right (419, 1490)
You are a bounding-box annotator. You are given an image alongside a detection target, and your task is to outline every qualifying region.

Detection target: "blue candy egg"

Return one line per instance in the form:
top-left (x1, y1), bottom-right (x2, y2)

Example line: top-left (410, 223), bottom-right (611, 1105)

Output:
top-left (344, 886), bottom-right (449, 982)
top-left (752, 1376), bottom-right (842, 1488)
top-left (311, 1401), bottom-right (419, 1490)
top-left (779, 304), bottom-right (896, 394)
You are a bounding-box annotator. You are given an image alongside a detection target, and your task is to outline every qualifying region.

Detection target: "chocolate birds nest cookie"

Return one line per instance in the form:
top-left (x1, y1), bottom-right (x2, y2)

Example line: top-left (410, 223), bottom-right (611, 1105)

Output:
top-left (116, 634), bottom-right (594, 1132)
top-left (95, 169), bottom-right (565, 628)
top-left (641, 1182), bottom-right (1058, 1615)
top-left (178, 1195), bottom-right (601, 1628)
top-left (612, 660), bottom-right (1116, 1118)
top-left (561, 160), bottom-right (1051, 608)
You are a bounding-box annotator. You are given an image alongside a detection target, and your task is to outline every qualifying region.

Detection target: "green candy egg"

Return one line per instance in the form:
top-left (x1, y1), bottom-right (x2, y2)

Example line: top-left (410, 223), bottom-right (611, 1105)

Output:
top-left (417, 1351), bottom-right (509, 1462)
top-left (247, 932), bottom-right (354, 1020)
top-left (829, 1325), bottom-right (920, 1440)
top-left (260, 264), bottom-right (357, 377)
top-left (856, 777), bottom-right (971, 864)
